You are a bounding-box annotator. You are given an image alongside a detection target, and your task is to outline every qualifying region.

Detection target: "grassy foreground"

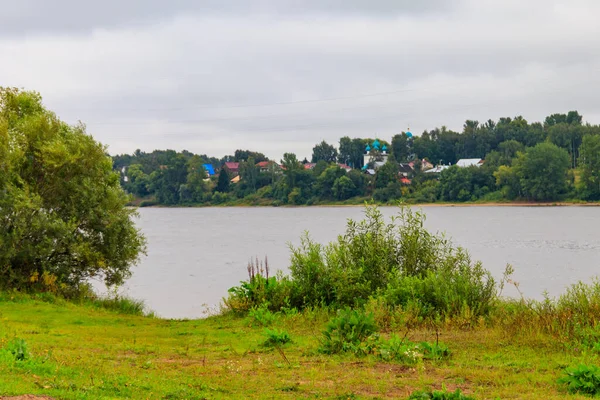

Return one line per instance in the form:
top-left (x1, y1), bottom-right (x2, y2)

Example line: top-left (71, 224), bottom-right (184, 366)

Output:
top-left (0, 294), bottom-right (594, 399)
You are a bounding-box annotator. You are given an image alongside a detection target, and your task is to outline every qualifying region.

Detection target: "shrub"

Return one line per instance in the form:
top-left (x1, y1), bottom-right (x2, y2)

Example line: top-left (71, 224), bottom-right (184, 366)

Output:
top-left (225, 256), bottom-right (295, 313)
top-left (384, 254), bottom-right (496, 320)
top-left (4, 338), bottom-right (29, 361)
top-left (90, 295), bottom-right (148, 316)
top-left (319, 308), bottom-right (378, 355)
top-left (377, 335), bottom-right (421, 364)
top-left (248, 303), bottom-right (277, 327)
top-left (139, 200), bottom-right (158, 207)
top-left (263, 328), bottom-right (291, 347)
top-left (228, 205), bottom-right (498, 320)
top-left (558, 364), bottom-right (600, 396)
top-left (418, 341), bottom-right (451, 361)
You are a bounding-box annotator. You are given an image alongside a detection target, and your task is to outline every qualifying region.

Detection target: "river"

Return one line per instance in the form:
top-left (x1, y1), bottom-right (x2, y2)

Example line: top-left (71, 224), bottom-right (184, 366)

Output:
top-left (100, 206), bottom-right (600, 319)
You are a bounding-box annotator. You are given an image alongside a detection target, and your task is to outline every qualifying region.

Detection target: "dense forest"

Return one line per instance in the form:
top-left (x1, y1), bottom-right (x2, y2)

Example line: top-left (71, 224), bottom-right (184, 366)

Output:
top-left (112, 111), bottom-right (600, 206)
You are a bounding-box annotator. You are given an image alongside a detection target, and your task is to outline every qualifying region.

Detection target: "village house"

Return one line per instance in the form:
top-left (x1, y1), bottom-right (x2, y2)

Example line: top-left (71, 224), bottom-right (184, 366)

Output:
top-left (223, 162), bottom-right (240, 176)
top-left (456, 158), bottom-right (484, 167)
top-left (256, 160), bottom-right (282, 173)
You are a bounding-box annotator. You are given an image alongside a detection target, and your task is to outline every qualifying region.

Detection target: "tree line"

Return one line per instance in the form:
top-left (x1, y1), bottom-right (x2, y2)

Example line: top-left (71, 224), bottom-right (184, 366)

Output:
top-left (113, 110), bottom-right (600, 205)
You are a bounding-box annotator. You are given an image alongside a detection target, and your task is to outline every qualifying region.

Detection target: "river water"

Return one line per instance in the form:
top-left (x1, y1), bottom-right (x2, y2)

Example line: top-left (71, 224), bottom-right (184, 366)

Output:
top-left (101, 206), bottom-right (600, 319)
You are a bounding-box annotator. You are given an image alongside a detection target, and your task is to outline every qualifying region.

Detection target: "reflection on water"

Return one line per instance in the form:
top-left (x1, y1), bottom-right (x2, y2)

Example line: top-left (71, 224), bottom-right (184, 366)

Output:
top-left (97, 206), bottom-right (600, 319)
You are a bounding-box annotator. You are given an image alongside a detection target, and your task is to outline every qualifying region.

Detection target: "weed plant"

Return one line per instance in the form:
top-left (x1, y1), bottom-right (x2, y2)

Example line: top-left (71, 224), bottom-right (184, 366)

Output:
top-left (558, 364), bottom-right (600, 396)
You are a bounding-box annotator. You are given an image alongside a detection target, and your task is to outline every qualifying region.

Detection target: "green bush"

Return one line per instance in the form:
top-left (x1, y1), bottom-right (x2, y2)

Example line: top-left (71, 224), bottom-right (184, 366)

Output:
top-left (4, 338), bottom-right (29, 361)
top-left (263, 328), bottom-right (291, 347)
top-left (227, 205), bottom-right (498, 321)
top-left (558, 364), bottom-right (600, 396)
top-left (248, 303), bottom-right (277, 327)
top-left (377, 334), bottom-right (421, 364)
top-left (90, 295), bottom-right (148, 316)
top-left (225, 257), bottom-right (295, 313)
top-left (287, 205), bottom-right (496, 317)
top-left (139, 200), bottom-right (158, 207)
top-left (319, 308), bottom-right (378, 355)
top-left (419, 341), bottom-right (451, 361)
top-left (384, 255), bottom-right (496, 320)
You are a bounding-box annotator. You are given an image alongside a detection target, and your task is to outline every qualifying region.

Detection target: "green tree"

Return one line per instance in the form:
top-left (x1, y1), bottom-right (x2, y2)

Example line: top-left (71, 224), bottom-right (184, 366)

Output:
top-left (514, 142), bottom-right (570, 201)
top-left (315, 165), bottom-right (345, 199)
top-left (494, 165), bottom-right (521, 199)
top-left (281, 153), bottom-right (303, 189)
top-left (390, 133), bottom-right (409, 162)
top-left (332, 175), bottom-right (357, 200)
top-left (239, 157), bottom-right (259, 193)
top-left (185, 155), bottom-right (208, 202)
top-left (375, 162), bottom-right (399, 189)
top-left (578, 134), bottom-right (600, 200)
top-left (216, 168), bottom-right (230, 193)
top-left (311, 140), bottom-right (338, 163)
top-left (126, 164), bottom-right (150, 197)
top-left (0, 88), bottom-right (146, 291)
top-left (234, 149), bottom-right (268, 163)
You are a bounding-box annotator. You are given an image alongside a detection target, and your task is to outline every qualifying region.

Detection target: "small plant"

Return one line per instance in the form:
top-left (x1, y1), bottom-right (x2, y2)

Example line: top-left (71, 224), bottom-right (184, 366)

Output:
top-left (377, 335), bottom-right (421, 365)
top-left (558, 364), bottom-right (600, 396)
top-left (419, 341), bottom-right (451, 361)
top-left (408, 388), bottom-right (475, 400)
top-left (263, 328), bottom-right (291, 347)
top-left (248, 303), bottom-right (277, 327)
top-left (319, 308), bottom-right (378, 355)
top-left (5, 338), bottom-right (29, 361)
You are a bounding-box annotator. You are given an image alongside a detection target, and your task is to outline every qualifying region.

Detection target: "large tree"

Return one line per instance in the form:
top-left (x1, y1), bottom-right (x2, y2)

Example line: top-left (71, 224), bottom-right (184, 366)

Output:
top-left (311, 140), bottom-right (338, 163)
top-left (578, 134), bottom-right (600, 200)
top-left (514, 142), bottom-right (571, 201)
top-left (0, 88), bottom-right (146, 291)
top-left (390, 133), bottom-right (409, 162)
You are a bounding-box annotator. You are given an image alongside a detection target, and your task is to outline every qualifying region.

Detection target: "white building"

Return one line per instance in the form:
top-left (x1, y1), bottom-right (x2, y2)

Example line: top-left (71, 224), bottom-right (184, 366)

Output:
top-left (456, 158), bottom-right (484, 168)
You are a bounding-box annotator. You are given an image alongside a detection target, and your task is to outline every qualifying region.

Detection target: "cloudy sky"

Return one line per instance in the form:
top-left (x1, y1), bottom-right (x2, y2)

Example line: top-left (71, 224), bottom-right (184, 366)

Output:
top-left (2, 0), bottom-right (600, 160)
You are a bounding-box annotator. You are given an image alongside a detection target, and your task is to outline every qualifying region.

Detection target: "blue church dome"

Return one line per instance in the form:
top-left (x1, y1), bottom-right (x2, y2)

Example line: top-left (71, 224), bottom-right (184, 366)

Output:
top-left (405, 131), bottom-right (413, 138)
top-left (365, 144), bottom-right (371, 152)
top-left (372, 139), bottom-right (381, 150)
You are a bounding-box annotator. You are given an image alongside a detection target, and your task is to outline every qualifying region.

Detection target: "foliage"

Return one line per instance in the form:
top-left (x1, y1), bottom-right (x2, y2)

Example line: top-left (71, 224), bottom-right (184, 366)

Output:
top-left (263, 328), bottom-right (291, 347)
top-left (111, 109), bottom-right (600, 206)
top-left (248, 303), bottom-right (277, 327)
top-left (558, 364), bottom-right (600, 396)
top-left (0, 87), bottom-right (146, 292)
top-left (311, 140), bottom-right (338, 163)
top-left (286, 205), bottom-right (496, 319)
top-left (513, 142), bottom-right (571, 201)
top-left (216, 168), bottom-right (230, 193)
top-left (578, 134), bottom-right (600, 200)
top-left (418, 341), bottom-right (451, 360)
top-left (225, 257), bottom-right (294, 313)
top-left (319, 308), bottom-right (378, 355)
top-left (4, 338), bottom-right (29, 361)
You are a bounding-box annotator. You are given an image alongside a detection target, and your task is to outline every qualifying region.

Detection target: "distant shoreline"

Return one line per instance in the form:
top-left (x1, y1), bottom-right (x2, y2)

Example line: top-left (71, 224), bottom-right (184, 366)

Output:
top-left (135, 201), bottom-right (600, 208)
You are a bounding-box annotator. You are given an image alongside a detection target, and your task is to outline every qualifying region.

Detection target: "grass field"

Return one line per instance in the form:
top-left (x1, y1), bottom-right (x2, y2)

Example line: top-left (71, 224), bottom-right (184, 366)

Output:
top-left (0, 293), bottom-right (595, 400)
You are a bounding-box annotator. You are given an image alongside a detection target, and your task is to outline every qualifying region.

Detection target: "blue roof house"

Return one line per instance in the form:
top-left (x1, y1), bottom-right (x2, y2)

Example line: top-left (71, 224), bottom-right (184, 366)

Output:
top-left (203, 164), bottom-right (216, 176)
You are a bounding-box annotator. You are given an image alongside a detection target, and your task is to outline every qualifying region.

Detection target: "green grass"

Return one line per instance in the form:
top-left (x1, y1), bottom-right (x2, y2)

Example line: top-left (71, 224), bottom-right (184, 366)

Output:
top-left (0, 294), bottom-right (596, 399)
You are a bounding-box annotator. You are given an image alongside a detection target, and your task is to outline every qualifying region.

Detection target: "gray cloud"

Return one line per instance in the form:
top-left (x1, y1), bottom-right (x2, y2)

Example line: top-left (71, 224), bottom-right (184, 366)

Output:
top-left (1, 0), bottom-right (600, 160)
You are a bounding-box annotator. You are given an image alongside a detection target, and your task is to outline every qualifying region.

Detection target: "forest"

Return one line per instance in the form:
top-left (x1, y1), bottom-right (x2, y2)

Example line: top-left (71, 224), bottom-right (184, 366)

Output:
top-left (112, 111), bottom-right (600, 206)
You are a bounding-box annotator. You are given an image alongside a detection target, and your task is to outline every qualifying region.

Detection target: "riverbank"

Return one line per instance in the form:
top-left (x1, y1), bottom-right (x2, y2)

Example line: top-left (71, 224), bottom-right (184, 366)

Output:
top-left (0, 294), bottom-right (593, 399)
top-left (137, 200), bottom-right (600, 208)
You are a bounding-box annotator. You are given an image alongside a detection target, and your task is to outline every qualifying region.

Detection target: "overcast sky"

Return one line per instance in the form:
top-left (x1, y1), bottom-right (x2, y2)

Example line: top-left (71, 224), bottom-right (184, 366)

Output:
top-left (2, 0), bottom-right (600, 161)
